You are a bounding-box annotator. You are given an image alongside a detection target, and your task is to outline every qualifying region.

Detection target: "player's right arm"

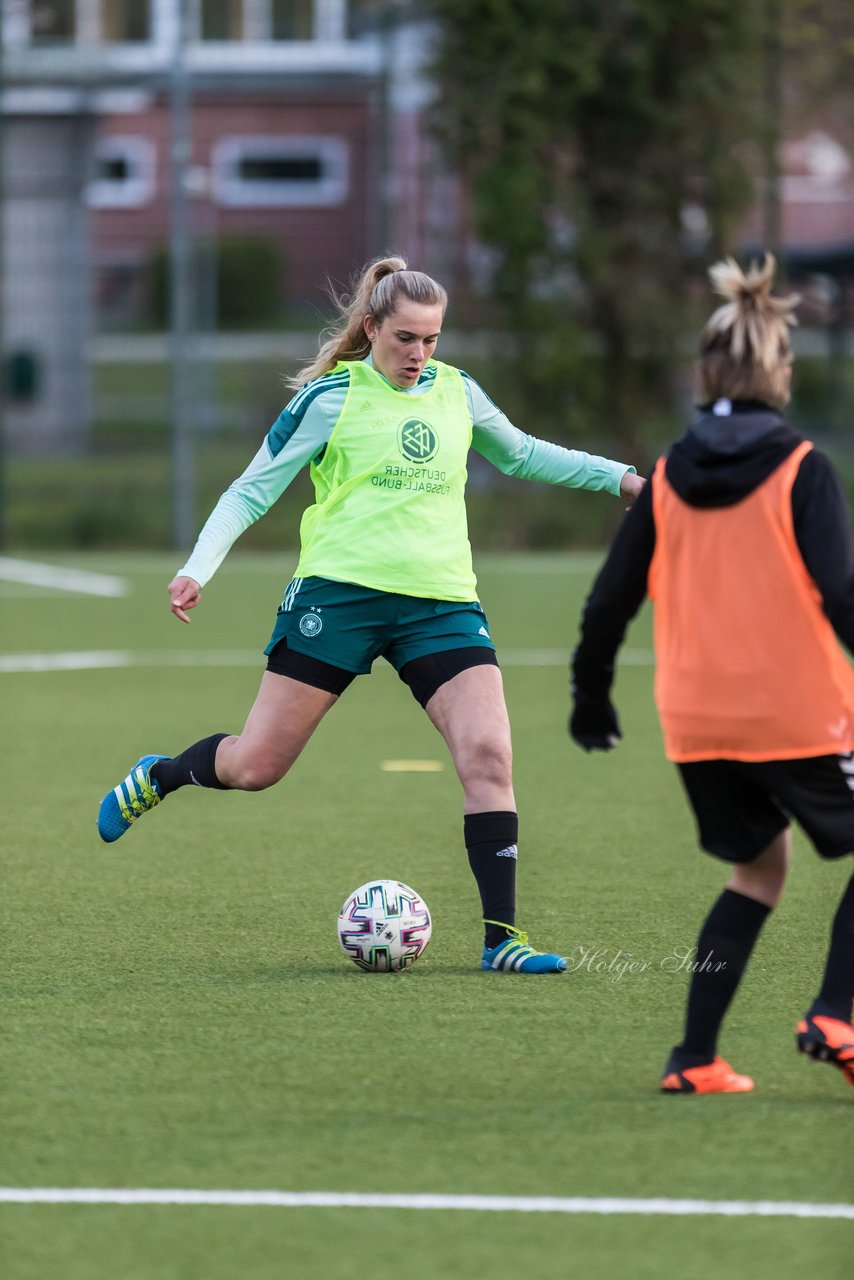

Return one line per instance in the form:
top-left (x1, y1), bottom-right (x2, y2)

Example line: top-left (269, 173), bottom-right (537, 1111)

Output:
top-left (168, 374), bottom-right (347, 621)
top-left (168, 574), bottom-right (202, 624)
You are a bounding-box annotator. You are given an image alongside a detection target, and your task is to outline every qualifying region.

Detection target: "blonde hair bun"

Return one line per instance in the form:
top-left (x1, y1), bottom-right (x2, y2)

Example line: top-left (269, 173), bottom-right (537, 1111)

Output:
top-left (703, 253), bottom-right (799, 370)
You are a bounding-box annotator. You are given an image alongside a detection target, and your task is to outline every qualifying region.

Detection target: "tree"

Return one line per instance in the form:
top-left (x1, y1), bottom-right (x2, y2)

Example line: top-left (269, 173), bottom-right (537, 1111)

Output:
top-left (431, 0), bottom-right (773, 450)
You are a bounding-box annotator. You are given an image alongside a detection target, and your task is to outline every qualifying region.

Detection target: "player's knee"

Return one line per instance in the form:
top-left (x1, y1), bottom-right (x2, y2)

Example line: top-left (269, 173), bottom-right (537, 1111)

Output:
top-left (228, 753), bottom-right (289, 792)
top-left (744, 866), bottom-right (787, 909)
top-left (730, 832), bottom-right (790, 907)
top-left (461, 736), bottom-right (512, 791)
top-left (762, 836), bottom-right (791, 897)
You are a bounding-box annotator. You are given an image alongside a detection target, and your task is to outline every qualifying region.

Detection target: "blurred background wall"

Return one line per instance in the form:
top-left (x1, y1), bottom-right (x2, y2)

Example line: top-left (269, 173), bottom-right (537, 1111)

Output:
top-left (0, 0), bottom-right (851, 553)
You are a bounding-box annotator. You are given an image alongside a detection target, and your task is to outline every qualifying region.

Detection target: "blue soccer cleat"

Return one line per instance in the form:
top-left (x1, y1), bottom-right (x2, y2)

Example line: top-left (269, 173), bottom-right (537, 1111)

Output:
top-left (97, 754), bottom-right (168, 843)
top-left (481, 922), bottom-right (567, 973)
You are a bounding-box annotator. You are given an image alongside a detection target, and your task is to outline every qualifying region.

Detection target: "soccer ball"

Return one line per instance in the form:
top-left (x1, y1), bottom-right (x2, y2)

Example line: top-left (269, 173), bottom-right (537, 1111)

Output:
top-left (337, 879), bottom-right (432, 972)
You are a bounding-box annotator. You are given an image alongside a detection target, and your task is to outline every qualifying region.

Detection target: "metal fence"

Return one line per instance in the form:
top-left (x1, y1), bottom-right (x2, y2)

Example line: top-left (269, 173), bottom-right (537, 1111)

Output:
top-left (1, 2), bottom-right (852, 555)
top-left (0, 1), bottom-right (461, 550)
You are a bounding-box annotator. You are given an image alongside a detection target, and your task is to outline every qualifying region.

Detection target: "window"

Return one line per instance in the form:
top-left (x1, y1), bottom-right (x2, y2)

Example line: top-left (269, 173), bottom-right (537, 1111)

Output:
top-left (211, 136), bottom-right (348, 207)
top-left (100, 0), bottom-right (151, 42)
top-left (30, 0), bottom-right (76, 42)
top-left (271, 0), bottom-right (313, 40)
top-left (240, 156), bottom-right (321, 181)
top-left (88, 137), bottom-right (157, 209)
top-left (200, 0), bottom-right (244, 40)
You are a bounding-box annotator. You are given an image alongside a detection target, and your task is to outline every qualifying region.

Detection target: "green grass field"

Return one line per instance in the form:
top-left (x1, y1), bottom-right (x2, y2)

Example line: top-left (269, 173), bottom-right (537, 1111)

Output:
top-left (1, 552), bottom-right (851, 1279)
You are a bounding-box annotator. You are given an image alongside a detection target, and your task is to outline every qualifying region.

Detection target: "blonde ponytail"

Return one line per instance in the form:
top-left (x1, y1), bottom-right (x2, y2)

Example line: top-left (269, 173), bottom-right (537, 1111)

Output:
top-left (697, 253), bottom-right (800, 407)
top-left (288, 255), bottom-right (448, 389)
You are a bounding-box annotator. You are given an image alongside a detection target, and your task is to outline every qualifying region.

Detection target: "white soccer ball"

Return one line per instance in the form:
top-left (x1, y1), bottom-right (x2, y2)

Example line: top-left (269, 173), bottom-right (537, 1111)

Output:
top-left (337, 879), bottom-right (432, 972)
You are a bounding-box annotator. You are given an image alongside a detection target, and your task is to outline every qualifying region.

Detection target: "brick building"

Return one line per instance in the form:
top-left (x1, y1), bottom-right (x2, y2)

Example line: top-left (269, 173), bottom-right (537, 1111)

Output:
top-left (0, 0), bottom-right (391, 453)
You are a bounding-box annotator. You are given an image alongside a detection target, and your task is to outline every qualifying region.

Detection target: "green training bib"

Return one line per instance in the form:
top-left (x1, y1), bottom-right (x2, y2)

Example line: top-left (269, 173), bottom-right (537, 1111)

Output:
top-left (294, 359), bottom-right (477, 600)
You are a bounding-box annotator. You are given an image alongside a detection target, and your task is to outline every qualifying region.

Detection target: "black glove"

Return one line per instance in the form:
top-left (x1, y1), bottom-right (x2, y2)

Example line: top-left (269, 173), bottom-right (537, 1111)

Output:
top-left (569, 696), bottom-right (622, 751)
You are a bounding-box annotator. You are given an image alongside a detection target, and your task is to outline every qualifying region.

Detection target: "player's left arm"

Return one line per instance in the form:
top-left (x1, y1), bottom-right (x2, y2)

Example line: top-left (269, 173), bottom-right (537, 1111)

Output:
top-left (791, 448), bottom-right (854, 653)
top-left (464, 372), bottom-right (643, 500)
top-left (570, 479), bottom-right (656, 750)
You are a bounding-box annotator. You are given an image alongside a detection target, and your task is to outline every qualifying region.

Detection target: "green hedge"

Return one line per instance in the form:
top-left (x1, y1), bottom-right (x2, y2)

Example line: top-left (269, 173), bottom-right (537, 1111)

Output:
top-left (3, 353), bottom-right (850, 552)
top-left (148, 236), bottom-right (286, 330)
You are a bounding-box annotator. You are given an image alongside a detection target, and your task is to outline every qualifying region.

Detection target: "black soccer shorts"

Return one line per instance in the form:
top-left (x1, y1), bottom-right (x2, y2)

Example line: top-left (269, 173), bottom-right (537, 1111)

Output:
top-left (677, 754), bottom-right (854, 863)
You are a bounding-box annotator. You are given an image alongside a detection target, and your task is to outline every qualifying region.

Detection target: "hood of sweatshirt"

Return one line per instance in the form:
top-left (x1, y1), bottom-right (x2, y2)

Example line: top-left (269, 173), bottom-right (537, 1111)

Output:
top-left (665, 399), bottom-right (804, 509)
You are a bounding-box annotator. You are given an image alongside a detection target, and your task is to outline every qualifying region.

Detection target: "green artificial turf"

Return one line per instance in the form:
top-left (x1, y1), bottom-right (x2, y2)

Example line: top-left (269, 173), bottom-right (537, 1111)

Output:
top-left (1, 553), bottom-right (850, 1279)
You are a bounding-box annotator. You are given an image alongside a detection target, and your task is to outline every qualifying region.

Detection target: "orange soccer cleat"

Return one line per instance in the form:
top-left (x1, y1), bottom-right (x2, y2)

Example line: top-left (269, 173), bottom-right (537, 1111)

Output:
top-left (660, 1055), bottom-right (755, 1095)
top-left (796, 1014), bottom-right (854, 1085)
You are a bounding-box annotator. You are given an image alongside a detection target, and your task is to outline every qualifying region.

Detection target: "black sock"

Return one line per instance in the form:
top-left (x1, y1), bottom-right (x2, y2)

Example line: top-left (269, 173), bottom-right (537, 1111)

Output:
top-left (464, 811), bottom-right (518, 947)
top-left (150, 733), bottom-right (230, 797)
top-left (811, 871), bottom-right (854, 1023)
top-left (675, 888), bottom-right (771, 1064)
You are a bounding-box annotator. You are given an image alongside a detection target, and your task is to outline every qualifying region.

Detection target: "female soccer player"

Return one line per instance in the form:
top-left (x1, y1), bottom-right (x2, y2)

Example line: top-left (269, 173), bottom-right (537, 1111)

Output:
top-left (570, 254), bottom-right (854, 1088)
top-left (98, 254), bottom-right (642, 974)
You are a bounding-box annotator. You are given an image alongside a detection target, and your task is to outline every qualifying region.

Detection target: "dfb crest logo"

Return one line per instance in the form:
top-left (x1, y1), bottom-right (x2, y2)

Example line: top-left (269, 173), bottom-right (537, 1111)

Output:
top-left (298, 612), bottom-right (323, 637)
top-left (398, 418), bottom-right (438, 463)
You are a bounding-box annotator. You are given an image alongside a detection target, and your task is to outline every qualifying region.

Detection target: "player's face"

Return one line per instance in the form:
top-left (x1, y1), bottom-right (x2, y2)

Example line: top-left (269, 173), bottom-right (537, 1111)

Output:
top-left (364, 301), bottom-right (444, 389)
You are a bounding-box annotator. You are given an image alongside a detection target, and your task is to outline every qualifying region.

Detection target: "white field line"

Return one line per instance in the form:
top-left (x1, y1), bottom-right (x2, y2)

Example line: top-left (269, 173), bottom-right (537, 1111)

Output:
top-left (0, 588), bottom-right (76, 598)
top-left (0, 651), bottom-right (132, 673)
top-left (0, 648), bottom-right (654, 675)
top-left (0, 1188), bottom-right (850, 1218)
top-left (0, 557), bottom-right (128, 598)
top-left (0, 650), bottom-right (257, 673)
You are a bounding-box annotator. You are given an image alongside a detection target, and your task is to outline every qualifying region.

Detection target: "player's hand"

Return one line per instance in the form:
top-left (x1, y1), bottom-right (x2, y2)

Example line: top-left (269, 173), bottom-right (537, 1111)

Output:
top-left (569, 696), bottom-right (622, 751)
top-left (168, 575), bottom-right (202, 624)
top-left (620, 472), bottom-right (646, 507)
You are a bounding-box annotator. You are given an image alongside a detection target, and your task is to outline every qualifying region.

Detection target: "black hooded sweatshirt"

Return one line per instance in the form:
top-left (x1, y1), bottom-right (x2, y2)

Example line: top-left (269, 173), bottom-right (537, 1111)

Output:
top-left (573, 400), bottom-right (854, 703)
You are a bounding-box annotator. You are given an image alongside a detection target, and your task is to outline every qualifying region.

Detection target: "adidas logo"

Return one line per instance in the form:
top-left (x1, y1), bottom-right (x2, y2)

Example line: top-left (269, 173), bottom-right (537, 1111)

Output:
top-left (496, 844), bottom-right (518, 859)
top-left (478, 625), bottom-right (490, 637)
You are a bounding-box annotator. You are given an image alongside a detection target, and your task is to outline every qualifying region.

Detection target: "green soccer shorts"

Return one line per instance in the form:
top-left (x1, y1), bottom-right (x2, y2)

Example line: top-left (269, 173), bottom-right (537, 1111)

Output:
top-left (264, 576), bottom-right (496, 675)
